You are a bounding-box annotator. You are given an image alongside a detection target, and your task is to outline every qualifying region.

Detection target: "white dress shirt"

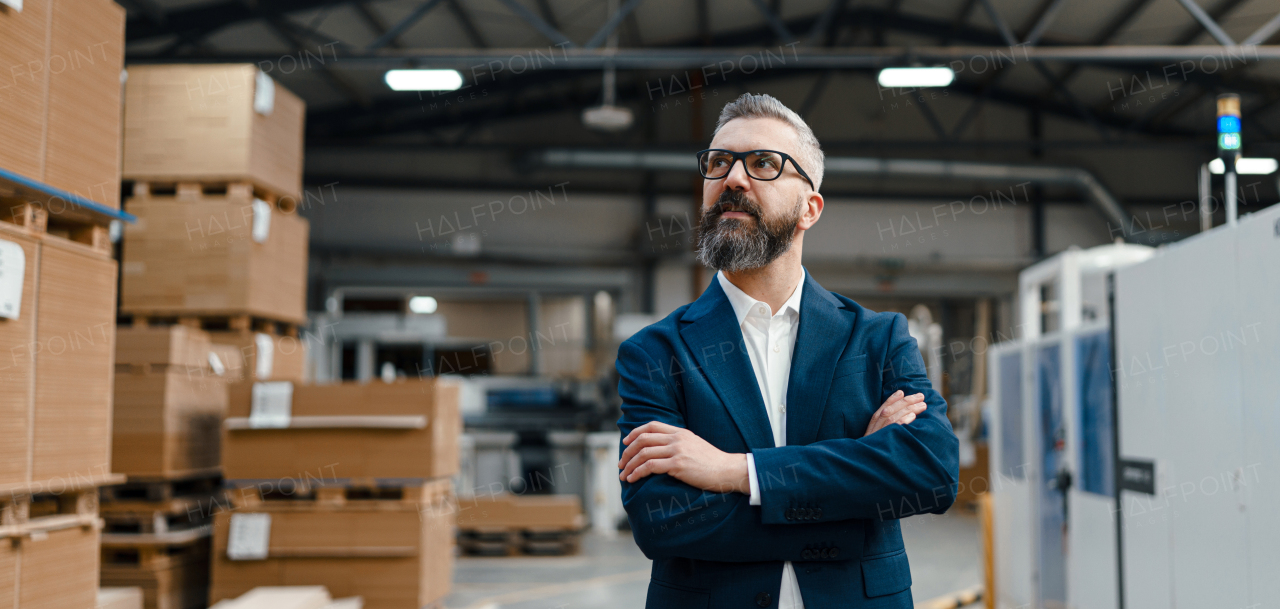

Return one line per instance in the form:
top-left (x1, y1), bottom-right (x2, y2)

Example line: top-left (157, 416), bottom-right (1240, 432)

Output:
top-left (716, 269), bottom-right (806, 609)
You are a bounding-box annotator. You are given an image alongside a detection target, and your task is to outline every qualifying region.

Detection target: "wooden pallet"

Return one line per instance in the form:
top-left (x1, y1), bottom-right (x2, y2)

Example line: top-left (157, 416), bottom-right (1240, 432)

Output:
top-left (121, 312), bottom-right (301, 338)
top-left (225, 477), bottom-right (454, 510)
top-left (1, 199), bottom-right (111, 254)
top-left (0, 486), bottom-right (100, 538)
top-left (457, 526), bottom-right (582, 557)
top-left (101, 471), bottom-right (223, 504)
top-left (129, 180), bottom-right (298, 213)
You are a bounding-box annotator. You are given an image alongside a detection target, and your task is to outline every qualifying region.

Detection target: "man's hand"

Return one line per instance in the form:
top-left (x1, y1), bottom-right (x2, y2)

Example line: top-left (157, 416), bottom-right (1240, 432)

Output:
top-left (618, 421), bottom-right (750, 494)
top-left (865, 390), bottom-right (927, 436)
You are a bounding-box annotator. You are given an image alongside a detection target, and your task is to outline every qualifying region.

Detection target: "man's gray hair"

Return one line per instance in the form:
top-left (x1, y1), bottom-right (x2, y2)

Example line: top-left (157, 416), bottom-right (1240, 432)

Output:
top-left (713, 92), bottom-right (824, 192)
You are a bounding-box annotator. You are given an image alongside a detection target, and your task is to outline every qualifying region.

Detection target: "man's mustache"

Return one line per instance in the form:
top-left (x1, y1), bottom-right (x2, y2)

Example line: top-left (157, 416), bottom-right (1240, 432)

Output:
top-left (708, 192), bottom-right (762, 220)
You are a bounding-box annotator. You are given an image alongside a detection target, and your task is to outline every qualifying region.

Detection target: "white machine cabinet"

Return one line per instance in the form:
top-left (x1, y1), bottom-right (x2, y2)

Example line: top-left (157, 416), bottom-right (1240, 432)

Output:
top-left (989, 203), bottom-right (1280, 609)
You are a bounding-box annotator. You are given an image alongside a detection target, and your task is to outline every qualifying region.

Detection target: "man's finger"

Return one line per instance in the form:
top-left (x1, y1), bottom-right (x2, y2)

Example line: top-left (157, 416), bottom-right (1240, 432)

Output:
top-left (623, 420), bottom-right (682, 445)
top-left (625, 457), bottom-right (675, 483)
top-left (878, 393), bottom-right (924, 422)
top-left (618, 433), bottom-right (674, 469)
top-left (896, 412), bottom-right (917, 426)
top-left (878, 390), bottom-right (904, 409)
top-left (619, 445), bottom-right (676, 479)
top-left (888, 402), bottom-right (927, 424)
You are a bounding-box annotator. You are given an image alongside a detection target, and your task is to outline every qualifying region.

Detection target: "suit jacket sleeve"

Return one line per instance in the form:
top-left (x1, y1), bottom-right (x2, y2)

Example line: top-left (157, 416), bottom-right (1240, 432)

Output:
top-left (616, 339), bottom-right (863, 562)
top-left (750, 313), bottom-right (961, 524)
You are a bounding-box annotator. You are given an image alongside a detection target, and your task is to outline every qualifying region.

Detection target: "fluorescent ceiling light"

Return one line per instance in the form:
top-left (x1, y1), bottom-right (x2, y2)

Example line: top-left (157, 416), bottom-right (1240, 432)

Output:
top-left (877, 67), bottom-right (955, 88)
top-left (385, 69), bottom-right (463, 91)
top-left (408, 296), bottom-right (438, 314)
top-left (1209, 157), bottom-right (1279, 174)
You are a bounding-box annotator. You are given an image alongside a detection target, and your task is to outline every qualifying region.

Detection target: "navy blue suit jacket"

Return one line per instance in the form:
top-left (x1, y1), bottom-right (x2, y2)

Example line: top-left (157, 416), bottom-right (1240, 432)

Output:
top-left (616, 269), bottom-right (959, 609)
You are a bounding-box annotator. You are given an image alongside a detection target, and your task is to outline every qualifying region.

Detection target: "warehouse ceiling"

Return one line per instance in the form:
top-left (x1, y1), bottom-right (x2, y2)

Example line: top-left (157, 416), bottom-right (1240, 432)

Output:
top-left (119, 0), bottom-right (1280, 207)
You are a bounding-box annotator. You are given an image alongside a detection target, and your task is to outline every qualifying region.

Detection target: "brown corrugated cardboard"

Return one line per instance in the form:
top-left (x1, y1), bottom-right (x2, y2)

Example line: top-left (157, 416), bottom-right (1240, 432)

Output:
top-left (457, 493), bottom-right (584, 531)
top-left (209, 496), bottom-right (454, 609)
top-left (122, 64), bottom-right (306, 201)
top-left (19, 524), bottom-right (102, 609)
top-left (116, 325), bottom-right (214, 370)
top-left (222, 379), bottom-right (459, 481)
top-left (0, 533), bottom-right (14, 609)
top-left (120, 187), bottom-right (309, 324)
top-left (112, 369), bottom-right (227, 479)
top-left (0, 0), bottom-right (52, 184)
top-left (208, 332), bottom-right (305, 384)
top-left (31, 236), bottom-right (116, 484)
top-left (42, 0), bottom-right (125, 209)
top-left (0, 225), bottom-right (39, 488)
top-left (100, 537), bottom-right (210, 609)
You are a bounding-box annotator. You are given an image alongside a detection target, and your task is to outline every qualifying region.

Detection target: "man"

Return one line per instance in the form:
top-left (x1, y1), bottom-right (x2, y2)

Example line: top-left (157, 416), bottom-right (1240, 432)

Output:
top-left (615, 93), bottom-right (959, 609)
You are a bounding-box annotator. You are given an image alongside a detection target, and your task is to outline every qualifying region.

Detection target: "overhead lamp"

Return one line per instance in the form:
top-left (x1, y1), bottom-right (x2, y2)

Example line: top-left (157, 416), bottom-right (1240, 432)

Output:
top-left (877, 66), bottom-right (955, 88)
top-left (408, 296), bottom-right (438, 314)
top-left (1208, 157), bottom-right (1278, 175)
top-left (384, 69), bottom-right (463, 91)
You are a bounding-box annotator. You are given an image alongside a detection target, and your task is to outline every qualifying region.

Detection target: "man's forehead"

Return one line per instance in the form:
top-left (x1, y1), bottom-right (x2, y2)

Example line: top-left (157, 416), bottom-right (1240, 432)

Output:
top-left (710, 117), bottom-right (799, 151)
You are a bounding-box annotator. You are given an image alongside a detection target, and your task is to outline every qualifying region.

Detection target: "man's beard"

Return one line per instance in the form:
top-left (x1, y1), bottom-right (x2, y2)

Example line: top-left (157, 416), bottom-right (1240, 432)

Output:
top-left (695, 189), bottom-right (803, 273)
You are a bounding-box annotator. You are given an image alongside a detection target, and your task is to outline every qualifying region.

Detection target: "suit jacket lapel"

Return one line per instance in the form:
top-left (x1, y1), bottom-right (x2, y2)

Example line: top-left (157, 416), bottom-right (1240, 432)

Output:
top-left (678, 279), bottom-right (776, 450)
top-left (785, 271), bottom-right (855, 447)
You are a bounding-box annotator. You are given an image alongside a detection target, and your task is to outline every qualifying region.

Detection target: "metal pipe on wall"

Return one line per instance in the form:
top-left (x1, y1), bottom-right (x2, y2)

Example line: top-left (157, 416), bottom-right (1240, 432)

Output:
top-left (537, 149), bottom-right (1133, 240)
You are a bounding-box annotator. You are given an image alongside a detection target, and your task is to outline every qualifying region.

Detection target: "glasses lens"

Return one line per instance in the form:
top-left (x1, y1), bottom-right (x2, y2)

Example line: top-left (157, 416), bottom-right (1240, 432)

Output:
top-left (743, 151), bottom-right (784, 180)
top-left (701, 151), bottom-right (735, 178)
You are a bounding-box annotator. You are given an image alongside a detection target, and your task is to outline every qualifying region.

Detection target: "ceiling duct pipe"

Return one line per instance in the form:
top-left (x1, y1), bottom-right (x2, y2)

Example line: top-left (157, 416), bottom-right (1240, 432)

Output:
top-left (537, 149), bottom-right (1132, 240)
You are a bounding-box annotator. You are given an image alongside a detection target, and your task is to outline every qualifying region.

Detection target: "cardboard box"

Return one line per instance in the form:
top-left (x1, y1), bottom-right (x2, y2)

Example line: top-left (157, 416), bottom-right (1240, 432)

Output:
top-left (120, 185), bottom-right (309, 324)
top-left (19, 524), bottom-right (102, 609)
top-left (0, 0), bottom-right (124, 209)
top-left (209, 494), bottom-right (454, 609)
top-left (0, 225), bottom-right (40, 488)
top-left (31, 236), bottom-right (116, 484)
top-left (101, 537), bottom-right (210, 609)
top-left (209, 331), bottom-right (306, 384)
top-left (113, 326), bottom-right (229, 478)
top-left (457, 493), bottom-right (584, 531)
top-left (222, 379), bottom-right (460, 481)
top-left (0, 0), bottom-right (52, 183)
top-left (43, 0), bottom-right (125, 209)
top-left (122, 64), bottom-right (306, 201)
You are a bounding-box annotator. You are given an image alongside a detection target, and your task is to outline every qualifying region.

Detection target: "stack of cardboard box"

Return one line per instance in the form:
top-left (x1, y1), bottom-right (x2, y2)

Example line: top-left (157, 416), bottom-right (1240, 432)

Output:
top-left (106, 63), bottom-right (310, 609)
top-left (456, 494), bottom-right (585, 556)
top-left (99, 325), bottom-right (239, 609)
top-left (118, 63), bottom-right (309, 383)
top-left (0, 0), bottom-right (127, 606)
top-left (208, 379), bottom-right (461, 609)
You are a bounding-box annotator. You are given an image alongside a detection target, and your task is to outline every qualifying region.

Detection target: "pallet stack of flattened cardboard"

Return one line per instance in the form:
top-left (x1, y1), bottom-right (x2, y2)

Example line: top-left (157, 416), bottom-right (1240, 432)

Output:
top-left (209, 380), bottom-right (461, 609)
top-left (118, 62), bottom-right (310, 383)
top-left (105, 62), bottom-right (310, 609)
top-left (0, 0), bottom-right (129, 607)
top-left (456, 494), bottom-right (585, 556)
top-left (100, 325), bottom-right (242, 609)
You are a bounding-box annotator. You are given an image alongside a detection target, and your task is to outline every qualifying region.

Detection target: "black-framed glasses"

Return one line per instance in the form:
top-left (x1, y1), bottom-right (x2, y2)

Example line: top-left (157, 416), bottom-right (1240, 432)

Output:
top-left (696, 149), bottom-right (816, 191)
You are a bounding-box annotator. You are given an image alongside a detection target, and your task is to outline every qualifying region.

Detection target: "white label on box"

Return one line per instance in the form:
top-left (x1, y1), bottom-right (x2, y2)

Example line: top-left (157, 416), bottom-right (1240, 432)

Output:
top-left (0, 239), bottom-right (26, 320)
top-left (227, 513), bottom-right (271, 560)
top-left (249, 381), bottom-right (292, 428)
top-left (254, 332), bottom-right (274, 379)
top-left (251, 198), bottom-right (271, 243)
top-left (0, 0), bottom-right (23, 11)
top-left (253, 70), bottom-right (275, 116)
top-left (208, 351), bottom-right (226, 376)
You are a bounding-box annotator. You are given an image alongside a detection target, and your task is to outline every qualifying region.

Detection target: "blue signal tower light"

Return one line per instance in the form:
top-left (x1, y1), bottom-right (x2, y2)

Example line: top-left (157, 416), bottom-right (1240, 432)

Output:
top-left (1218, 115), bottom-right (1241, 134)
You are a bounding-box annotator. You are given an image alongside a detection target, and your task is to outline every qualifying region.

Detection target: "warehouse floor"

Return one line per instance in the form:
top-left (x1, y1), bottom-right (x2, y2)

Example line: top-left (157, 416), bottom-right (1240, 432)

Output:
top-left (443, 504), bottom-right (982, 608)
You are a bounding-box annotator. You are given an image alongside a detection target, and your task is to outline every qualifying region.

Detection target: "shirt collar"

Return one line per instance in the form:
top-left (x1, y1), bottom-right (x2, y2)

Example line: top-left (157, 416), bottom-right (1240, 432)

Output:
top-left (716, 269), bottom-right (805, 326)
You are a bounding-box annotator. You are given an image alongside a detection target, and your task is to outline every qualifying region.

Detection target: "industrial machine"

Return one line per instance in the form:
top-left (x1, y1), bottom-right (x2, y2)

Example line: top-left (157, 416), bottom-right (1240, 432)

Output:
top-left (988, 202), bottom-right (1280, 609)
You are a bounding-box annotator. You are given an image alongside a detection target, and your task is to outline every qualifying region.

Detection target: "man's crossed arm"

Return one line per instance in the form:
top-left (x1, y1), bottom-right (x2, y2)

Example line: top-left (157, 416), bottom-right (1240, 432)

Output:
top-left (618, 390), bottom-right (928, 490)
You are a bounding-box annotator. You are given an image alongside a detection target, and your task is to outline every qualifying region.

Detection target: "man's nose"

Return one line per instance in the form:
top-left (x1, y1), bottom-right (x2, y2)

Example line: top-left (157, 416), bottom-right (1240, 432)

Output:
top-left (722, 159), bottom-right (752, 191)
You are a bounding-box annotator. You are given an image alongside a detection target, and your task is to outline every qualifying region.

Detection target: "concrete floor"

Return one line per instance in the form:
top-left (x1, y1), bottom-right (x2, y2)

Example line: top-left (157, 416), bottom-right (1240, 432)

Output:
top-left (443, 505), bottom-right (982, 609)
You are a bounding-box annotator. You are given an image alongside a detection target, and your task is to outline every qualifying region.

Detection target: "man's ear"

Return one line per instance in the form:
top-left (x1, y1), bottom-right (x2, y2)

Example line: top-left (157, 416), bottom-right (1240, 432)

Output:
top-left (798, 191), bottom-right (824, 230)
